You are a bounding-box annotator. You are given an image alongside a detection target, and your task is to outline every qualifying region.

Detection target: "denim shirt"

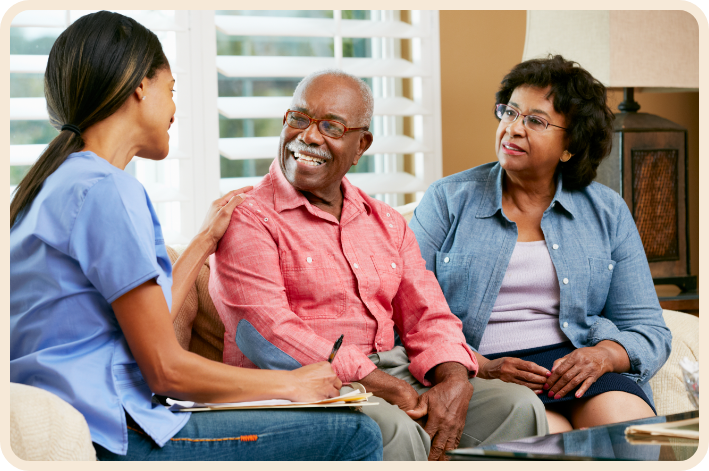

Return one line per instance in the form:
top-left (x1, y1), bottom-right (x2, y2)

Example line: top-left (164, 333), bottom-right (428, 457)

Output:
top-left (410, 162), bottom-right (671, 399)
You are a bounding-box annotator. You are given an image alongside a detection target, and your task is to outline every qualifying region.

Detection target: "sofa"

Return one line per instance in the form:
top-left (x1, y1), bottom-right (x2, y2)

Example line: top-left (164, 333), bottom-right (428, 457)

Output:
top-left (9, 204), bottom-right (700, 461)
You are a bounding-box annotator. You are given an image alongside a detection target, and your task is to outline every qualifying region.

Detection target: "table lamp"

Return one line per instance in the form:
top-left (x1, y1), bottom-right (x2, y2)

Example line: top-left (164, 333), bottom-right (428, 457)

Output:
top-left (522, 10), bottom-right (698, 291)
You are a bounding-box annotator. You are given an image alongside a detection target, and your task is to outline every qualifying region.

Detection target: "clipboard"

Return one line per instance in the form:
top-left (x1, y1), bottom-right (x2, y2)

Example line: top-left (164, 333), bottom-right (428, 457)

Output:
top-left (166, 383), bottom-right (378, 412)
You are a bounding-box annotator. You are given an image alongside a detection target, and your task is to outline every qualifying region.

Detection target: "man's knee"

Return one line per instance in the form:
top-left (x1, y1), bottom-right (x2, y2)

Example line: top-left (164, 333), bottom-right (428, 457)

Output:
top-left (365, 400), bottom-right (430, 461)
top-left (467, 379), bottom-right (548, 441)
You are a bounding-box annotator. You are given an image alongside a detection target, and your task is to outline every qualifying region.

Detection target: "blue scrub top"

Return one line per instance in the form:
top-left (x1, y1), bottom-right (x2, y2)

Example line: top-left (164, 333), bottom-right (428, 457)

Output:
top-left (10, 151), bottom-right (189, 455)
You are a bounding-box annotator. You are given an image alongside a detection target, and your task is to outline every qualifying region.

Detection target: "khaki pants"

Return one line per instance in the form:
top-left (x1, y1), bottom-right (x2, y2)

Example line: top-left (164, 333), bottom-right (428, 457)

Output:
top-left (343, 346), bottom-right (549, 461)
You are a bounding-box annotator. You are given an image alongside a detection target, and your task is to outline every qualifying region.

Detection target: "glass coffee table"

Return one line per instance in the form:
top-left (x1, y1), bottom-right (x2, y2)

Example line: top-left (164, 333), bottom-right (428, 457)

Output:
top-left (448, 410), bottom-right (699, 461)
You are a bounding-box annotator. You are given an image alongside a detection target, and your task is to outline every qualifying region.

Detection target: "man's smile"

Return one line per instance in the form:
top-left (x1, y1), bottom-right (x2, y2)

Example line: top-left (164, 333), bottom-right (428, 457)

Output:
top-left (293, 151), bottom-right (326, 167)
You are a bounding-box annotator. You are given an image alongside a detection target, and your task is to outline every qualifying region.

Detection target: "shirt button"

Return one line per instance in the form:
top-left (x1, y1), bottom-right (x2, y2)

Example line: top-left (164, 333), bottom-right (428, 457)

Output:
top-left (256, 209), bottom-right (261, 213)
top-left (608, 264), bottom-right (614, 270)
top-left (249, 203), bottom-right (253, 206)
top-left (391, 262), bottom-right (397, 269)
top-left (264, 218), bottom-right (268, 222)
top-left (563, 278), bottom-right (569, 284)
top-left (444, 257), bottom-right (450, 263)
top-left (563, 322), bottom-right (569, 328)
top-left (306, 257), bottom-right (312, 263)
top-left (389, 224), bottom-right (394, 228)
top-left (552, 244), bottom-right (559, 250)
top-left (386, 212), bottom-right (391, 217)
top-left (354, 263), bottom-right (359, 269)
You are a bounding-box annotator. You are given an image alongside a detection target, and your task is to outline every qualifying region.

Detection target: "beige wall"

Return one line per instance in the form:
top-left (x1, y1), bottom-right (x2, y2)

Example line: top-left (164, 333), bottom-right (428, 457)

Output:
top-left (439, 11), bottom-right (699, 281)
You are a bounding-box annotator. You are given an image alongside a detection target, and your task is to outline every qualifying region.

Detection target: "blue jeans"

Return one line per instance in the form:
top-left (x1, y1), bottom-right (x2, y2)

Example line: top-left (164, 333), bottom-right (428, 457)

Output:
top-left (94, 409), bottom-right (383, 461)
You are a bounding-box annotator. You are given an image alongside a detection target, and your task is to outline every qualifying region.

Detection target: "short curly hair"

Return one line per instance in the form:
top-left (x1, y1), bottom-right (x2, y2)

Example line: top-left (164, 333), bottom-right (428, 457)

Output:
top-left (495, 55), bottom-right (615, 190)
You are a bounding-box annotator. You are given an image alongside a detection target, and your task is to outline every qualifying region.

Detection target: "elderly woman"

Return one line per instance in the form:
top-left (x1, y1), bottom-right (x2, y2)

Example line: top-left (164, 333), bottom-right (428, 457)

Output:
top-left (410, 55), bottom-right (671, 433)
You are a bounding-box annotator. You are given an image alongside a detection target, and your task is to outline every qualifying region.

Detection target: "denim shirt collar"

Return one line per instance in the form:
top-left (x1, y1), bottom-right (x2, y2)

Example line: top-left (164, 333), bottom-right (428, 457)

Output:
top-left (475, 163), bottom-right (577, 220)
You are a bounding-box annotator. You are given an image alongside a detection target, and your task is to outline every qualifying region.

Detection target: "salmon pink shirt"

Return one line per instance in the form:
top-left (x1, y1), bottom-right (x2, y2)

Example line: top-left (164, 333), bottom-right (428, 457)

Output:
top-left (210, 161), bottom-right (477, 385)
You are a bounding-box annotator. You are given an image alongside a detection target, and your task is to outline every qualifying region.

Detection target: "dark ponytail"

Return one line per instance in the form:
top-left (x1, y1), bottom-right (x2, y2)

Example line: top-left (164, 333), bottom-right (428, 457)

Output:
top-left (10, 11), bottom-right (168, 227)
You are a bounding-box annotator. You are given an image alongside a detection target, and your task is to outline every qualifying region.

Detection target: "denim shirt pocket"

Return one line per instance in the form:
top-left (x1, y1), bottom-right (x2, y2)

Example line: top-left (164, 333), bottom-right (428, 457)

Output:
top-left (587, 257), bottom-right (615, 316)
top-left (280, 249), bottom-right (345, 319)
top-left (435, 252), bottom-right (473, 315)
top-left (371, 253), bottom-right (403, 301)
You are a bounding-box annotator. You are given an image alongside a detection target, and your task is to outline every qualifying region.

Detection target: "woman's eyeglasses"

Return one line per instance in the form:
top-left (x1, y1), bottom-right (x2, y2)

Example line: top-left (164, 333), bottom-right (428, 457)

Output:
top-left (495, 103), bottom-right (567, 132)
top-left (283, 109), bottom-right (368, 139)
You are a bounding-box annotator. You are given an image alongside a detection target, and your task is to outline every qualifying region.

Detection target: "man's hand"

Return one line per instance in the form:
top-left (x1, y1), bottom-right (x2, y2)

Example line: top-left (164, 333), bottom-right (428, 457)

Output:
top-left (406, 362), bottom-right (474, 461)
top-left (357, 368), bottom-right (419, 412)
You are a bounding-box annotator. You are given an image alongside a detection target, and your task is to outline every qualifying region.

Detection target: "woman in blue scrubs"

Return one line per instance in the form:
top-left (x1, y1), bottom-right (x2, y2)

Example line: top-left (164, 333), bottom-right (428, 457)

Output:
top-left (9, 10), bottom-right (382, 461)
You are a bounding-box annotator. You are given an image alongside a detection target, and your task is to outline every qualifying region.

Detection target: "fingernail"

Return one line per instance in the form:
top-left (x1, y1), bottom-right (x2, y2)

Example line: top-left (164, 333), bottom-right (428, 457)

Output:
top-left (547, 391), bottom-right (554, 398)
top-left (554, 394), bottom-right (561, 400)
top-left (543, 383), bottom-right (549, 390)
top-left (534, 390), bottom-right (542, 394)
top-left (575, 392), bottom-right (581, 398)
top-left (545, 371), bottom-right (551, 377)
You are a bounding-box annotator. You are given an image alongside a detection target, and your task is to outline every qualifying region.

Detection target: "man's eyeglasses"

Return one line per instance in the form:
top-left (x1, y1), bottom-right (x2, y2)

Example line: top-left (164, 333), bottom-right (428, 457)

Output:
top-left (283, 109), bottom-right (368, 139)
top-left (494, 103), bottom-right (567, 132)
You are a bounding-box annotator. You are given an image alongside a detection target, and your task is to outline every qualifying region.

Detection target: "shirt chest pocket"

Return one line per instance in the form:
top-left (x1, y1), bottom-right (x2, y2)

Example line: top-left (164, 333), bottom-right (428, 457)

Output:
top-left (587, 257), bottom-right (615, 316)
top-left (435, 252), bottom-right (473, 315)
top-left (370, 253), bottom-right (403, 301)
top-left (280, 250), bottom-right (345, 319)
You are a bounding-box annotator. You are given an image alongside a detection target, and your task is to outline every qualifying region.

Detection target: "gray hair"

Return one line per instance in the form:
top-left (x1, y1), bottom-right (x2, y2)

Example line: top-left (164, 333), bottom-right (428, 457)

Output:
top-left (293, 69), bottom-right (374, 128)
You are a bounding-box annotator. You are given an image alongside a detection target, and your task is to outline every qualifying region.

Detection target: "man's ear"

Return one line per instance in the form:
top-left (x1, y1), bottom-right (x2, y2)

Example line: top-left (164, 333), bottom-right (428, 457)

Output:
top-left (352, 131), bottom-right (373, 166)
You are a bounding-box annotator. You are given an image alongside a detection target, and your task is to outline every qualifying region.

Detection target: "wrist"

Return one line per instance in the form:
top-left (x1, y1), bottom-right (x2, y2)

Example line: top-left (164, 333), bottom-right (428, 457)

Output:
top-left (593, 342), bottom-right (619, 374)
top-left (192, 230), bottom-right (217, 257)
top-left (433, 362), bottom-right (470, 385)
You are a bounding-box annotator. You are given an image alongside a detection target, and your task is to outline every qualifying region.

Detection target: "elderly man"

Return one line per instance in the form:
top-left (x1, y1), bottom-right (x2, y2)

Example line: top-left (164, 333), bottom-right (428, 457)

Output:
top-left (209, 70), bottom-right (548, 461)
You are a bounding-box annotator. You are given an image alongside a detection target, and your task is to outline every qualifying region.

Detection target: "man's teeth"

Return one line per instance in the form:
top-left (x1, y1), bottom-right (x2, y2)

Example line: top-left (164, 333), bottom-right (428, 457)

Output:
top-left (504, 144), bottom-right (523, 151)
top-left (294, 152), bottom-right (325, 166)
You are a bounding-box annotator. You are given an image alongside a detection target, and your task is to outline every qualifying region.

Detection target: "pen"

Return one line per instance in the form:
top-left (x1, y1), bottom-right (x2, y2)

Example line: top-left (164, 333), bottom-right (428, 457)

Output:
top-left (328, 334), bottom-right (344, 363)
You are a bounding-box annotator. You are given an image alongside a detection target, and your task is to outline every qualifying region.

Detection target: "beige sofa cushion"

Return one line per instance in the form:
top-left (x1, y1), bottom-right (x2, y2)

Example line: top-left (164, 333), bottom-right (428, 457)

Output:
top-left (167, 246), bottom-right (223, 362)
top-left (649, 310), bottom-right (699, 416)
top-left (10, 383), bottom-right (96, 461)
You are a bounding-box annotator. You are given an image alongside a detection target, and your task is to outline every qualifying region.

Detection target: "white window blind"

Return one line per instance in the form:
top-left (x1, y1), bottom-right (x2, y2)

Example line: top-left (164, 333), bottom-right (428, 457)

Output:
top-left (10, 10), bottom-right (443, 244)
top-left (9, 10), bottom-right (221, 245)
top-left (213, 10), bottom-right (443, 207)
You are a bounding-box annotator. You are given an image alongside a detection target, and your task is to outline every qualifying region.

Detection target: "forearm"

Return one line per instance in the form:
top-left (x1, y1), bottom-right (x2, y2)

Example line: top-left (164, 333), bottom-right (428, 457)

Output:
top-left (170, 232), bottom-right (212, 323)
top-left (358, 368), bottom-right (416, 405)
top-left (154, 347), bottom-right (297, 403)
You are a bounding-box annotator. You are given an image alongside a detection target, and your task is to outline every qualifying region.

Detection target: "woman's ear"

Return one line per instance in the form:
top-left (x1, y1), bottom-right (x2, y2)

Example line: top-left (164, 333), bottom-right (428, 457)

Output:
top-left (134, 77), bottom-right (148, 101)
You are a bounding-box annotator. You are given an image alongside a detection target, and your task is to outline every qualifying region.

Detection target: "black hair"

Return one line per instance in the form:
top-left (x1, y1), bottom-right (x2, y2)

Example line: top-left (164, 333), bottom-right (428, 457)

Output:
top-left (11, 10), bottom-right (168, 226)
top-left (495, 54), bottom-right (614, 190)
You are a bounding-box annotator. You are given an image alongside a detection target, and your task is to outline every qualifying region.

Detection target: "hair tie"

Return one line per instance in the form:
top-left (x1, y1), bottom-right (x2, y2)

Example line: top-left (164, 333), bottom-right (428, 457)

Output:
top-left (61, 124), bottom-right (81, 136)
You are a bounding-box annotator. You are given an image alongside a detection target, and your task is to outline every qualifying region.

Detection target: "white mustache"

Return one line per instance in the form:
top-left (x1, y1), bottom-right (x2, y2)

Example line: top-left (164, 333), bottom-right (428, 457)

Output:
top-left (286, 140), bottom-right (332, 160)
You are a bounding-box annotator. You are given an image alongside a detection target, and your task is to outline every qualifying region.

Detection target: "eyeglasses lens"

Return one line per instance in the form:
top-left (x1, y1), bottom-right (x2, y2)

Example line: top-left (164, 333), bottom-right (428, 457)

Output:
top-left (496, 104), bottom-right (548, 132)
top-left (286, 111), bottom-right (345, 138)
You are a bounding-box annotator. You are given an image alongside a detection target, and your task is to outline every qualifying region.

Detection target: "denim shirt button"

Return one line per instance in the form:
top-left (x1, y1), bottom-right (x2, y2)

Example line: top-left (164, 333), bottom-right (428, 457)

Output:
top-left (608, 264), bottom-right (614, 270)
top-left (563, 322), bottom-right (569, 328)
top-left (552, 244), bottom-right (559, 250)
top-left (563, 278), bottom-right (569, 284)
top-left (444, 257), bottom-right (450, 263)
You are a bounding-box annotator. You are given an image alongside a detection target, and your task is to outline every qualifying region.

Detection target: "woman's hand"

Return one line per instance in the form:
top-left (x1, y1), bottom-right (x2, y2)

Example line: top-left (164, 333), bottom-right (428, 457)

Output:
top-left (198, 186), bottom-right (252, 255)
top-left (286, 362), bottom-right (343, 403)
top-left (544, 345), bottom-right (616, 399)
top-left (479, 357), bottom-right (550, 393)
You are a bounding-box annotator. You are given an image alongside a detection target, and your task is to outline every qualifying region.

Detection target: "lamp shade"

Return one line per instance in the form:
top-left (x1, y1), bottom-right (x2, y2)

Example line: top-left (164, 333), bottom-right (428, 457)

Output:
top-left (522, 10), bottom-right (698, 91)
